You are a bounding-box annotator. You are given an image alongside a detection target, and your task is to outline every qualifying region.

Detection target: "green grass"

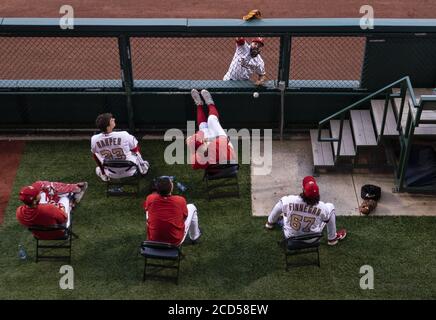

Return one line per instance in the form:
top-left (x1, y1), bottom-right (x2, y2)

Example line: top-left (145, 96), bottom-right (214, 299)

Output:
top-left (1, 140), bottom-right (436, 299)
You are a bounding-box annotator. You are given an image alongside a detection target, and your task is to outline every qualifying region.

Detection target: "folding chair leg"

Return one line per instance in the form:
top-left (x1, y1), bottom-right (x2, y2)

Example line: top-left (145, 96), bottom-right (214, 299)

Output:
top-left (285, 252), bottom-right (289, 271)
top-left (317, 248), bottom-right (320, 267)
top-left (35, 239), bottom-right (39, 263)
top-left (69, 238), bottom-right (72, 263)
top-left (176, 255), bottom-right (181, 285)
top-left (143, 258), bottom-right (147, 282)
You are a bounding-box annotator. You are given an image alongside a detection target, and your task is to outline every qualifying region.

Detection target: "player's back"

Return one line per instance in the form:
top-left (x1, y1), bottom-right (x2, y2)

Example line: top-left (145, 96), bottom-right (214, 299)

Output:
top-left (91, 130), bottom-right (137, 160)
top-left (281, 195), bottom-right (333, 239)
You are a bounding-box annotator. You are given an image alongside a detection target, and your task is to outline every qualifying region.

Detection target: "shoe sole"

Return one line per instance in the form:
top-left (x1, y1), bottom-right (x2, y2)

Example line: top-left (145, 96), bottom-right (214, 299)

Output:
top-left (191, 89), bottom-right (203, 105)
top-left (328, 233), bottom-right (347, 246)
top-left (200, 90), bottom-right (214, 105)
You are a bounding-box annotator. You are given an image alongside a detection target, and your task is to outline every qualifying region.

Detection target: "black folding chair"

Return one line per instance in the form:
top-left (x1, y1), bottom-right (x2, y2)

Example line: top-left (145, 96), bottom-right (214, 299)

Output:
top-left (103, 159), bottom-right (141, 197)
top-left (28, 224), bottom-right (78, 263)
top-left (203, 163), bottom-right (240, 201)
top-left (140, 240), bottom-right (183, 285)
top-left (279, 232), bottom-right (323, 271)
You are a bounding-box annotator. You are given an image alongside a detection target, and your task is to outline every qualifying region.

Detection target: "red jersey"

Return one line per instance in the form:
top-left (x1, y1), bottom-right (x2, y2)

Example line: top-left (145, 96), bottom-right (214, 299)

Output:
top-left (144, 193), bottom-right (188, 245)
top-left (190, 135), bottom-right (236, 170)
top-left (16, 204), bottom-right (68, 240)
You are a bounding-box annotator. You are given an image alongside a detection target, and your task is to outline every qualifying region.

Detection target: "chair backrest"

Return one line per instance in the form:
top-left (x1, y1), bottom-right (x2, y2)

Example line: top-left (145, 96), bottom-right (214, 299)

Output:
top-left (28, 224), bottom-right (69, 240)
top-left (140, 240), bottom-right (181, 255)
top-left (281, 232), bottom-right (323, 250)
top-left (288, 232), bottom-right (323, 242)
top-left (140, 240), bottom-right (182, 284)
top-left (205, 163), bottom-right (239, 179)
top-left (282, 232), bottom-right (323, 270)
top-left (103, 159), bottom-right (138, 173)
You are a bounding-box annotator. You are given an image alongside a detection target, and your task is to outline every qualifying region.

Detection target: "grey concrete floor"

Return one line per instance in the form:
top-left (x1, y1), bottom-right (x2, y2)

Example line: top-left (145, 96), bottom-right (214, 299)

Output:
top-left (251, 135), bottom-right (436, 217)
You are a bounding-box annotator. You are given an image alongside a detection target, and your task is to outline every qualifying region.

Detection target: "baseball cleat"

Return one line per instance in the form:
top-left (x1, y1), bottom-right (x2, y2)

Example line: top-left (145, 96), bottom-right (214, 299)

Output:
top-left (200, 89), bottom-right (215, 105)
top-left (74, 182), bottom-right (88, 204)
top-left (327, 229), bottom-right (347, 246)
top-left (191, 89), bottom-right (203, 105)
top-left (96, 167), bottom-right (110, 182)
top-left (264, 222), bottom-right (275, 230)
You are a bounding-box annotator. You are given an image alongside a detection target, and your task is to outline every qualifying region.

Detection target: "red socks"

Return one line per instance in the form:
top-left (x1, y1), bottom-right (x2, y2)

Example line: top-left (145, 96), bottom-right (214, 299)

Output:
top-left (197, 105), bottom-right (207, 125)
top-left (208, 104), bottom-right (219, 118)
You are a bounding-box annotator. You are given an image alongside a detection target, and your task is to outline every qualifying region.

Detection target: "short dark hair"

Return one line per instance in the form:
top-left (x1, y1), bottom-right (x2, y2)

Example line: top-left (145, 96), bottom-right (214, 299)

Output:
top-left (95, 113), bottom-right (113, 132)
top-left (299, 192), bottom-right (320, 206)
top-left (156, 177), bottom-right (172, 196)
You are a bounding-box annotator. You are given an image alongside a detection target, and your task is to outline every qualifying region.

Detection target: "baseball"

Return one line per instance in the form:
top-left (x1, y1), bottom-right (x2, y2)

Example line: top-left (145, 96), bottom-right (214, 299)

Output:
top-left (253, 92), bottom-right (259, 98)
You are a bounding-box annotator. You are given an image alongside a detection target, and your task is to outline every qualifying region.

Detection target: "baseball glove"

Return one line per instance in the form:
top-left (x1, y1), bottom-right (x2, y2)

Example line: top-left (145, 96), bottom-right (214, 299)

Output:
top-left (243, 9), bottom-right (262, 21)
top-left (359, 199), bottom-right (377, 215)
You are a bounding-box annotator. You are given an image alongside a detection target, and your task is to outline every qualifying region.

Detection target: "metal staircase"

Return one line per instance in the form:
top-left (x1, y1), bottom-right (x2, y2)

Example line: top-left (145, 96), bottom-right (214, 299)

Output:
top-left (310, 76), bottom-right (436, 193)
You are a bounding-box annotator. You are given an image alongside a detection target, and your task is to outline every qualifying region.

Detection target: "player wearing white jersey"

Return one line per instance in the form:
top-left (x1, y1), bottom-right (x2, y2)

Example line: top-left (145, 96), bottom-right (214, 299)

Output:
top-left (223, 37), bottom-right (266, 86)
top-left (265, 176), bottom-right (347, 246)
top-left (91, 113), bottom-right (149, 181)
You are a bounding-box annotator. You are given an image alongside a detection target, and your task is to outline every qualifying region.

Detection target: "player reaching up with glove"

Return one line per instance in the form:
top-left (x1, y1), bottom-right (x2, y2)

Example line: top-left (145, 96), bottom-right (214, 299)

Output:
top-left (265, 176), bottom-right (347, 246)
top-left (91, 113), bottom-right (150, 181)
top-left (186, 89), bottom-right (236, 170)
top-left (223, 37), bottom-right (266, 86)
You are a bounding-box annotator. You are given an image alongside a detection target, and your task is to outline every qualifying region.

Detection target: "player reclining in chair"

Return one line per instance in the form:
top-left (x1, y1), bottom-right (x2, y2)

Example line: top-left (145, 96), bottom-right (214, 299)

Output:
top-left (265, 176), bottom-right (347, 246)
top-left (186, 89), bottom-right (236, 170)
top-left (16, 181), bottom-right (87, 239)
top-left (91, 113), bottom-right (149, 182)
top-left (144, 176), bottom-right (201, 245)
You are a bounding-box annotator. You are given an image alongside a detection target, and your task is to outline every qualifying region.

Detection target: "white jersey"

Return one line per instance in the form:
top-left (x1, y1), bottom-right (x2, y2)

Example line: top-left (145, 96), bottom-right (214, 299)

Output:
top-left (223, 42), bottom-right (265, 81)
top-left (91, 130), bottom-right (138, 162)
top-left (280, 195), bottom-right (335, 239)
top-left (91, 130), bottom-right (148, 178)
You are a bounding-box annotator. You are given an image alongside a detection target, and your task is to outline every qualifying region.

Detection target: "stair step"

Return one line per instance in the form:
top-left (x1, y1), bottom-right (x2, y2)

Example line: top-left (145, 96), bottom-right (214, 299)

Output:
top-left (392, 97), bottom-right (436, 136)
top-left (350, 110), bottom-right (378, 146)
top-left (310, 129), bottom-right (335, 167)
top-left (330, 120), bottom-right (356, 156)
top-left (370, 99), bottom-right (399, 137)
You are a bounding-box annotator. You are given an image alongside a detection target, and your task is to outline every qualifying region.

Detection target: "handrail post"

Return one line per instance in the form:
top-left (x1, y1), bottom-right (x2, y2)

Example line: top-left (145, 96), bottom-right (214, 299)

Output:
top-left (279, 81), bottom-right (286, 141)
top-left (380, 90), bottom-right (389, 137)
top-left (336, 113), bottom-right (345, 158)
top-left (277, 35), bottom-right (291, 88)
top-left (397, 81), bottom-right (407, 132)
top-left (118, 35), bottom-right (135, 134)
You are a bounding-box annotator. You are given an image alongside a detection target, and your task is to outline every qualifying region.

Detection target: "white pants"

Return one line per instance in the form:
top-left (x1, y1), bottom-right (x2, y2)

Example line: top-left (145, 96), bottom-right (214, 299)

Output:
top-left (320, 213), bottom-right (338, 241)
top-left (39, 192), bottom-right (71, 228)
top-left (199, 115), bottom-right (227, 140)
top-left (179, 204), bottom-right (201, 245)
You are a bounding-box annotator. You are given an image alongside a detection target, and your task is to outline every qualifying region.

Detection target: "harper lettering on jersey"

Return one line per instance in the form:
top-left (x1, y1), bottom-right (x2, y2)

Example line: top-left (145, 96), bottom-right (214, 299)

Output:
top-left (96, 137), bottom-right (122, 149)
top-left (289, 203), bottom-right (321, 216)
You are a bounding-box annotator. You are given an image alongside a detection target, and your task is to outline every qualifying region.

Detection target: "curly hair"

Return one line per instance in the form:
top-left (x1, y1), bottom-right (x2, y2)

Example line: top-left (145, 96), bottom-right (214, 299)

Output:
top-left (299, 192), bottom-right (320, 206)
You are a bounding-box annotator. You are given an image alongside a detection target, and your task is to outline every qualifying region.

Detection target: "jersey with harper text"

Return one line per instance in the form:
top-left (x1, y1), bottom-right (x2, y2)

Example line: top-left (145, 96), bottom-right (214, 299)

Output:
top-left (280, 195), bottom-right (335, 239)
top-left (91, 131), bottom-right (138, 163)
top-left (223, 42), bottom-right (265, 81)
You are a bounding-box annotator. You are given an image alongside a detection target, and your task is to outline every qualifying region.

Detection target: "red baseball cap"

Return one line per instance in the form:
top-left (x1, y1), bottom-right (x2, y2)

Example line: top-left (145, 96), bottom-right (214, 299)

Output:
top-left (252, 37), bottom-right (264, 46)
top-left (19, 185), bottom-right (40, 205)
top-left (302, 176), bottom-right (319, 198)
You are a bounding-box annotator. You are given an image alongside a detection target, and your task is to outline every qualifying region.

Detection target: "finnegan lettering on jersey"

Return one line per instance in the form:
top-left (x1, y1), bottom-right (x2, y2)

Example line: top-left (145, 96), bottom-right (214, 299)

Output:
top-left (96, 137), bottom-right (122, 149)
top-left (289, 203), bottom-right (322, 216)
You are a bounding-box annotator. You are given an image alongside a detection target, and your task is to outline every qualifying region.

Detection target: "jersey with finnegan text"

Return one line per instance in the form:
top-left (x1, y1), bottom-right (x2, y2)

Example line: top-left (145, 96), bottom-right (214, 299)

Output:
top-left (91, 131), bottom-right (138, 162)
top-left (280, 195), bottom-right (335, 239)
top-left (223, 42), bottom-right (265, 81)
